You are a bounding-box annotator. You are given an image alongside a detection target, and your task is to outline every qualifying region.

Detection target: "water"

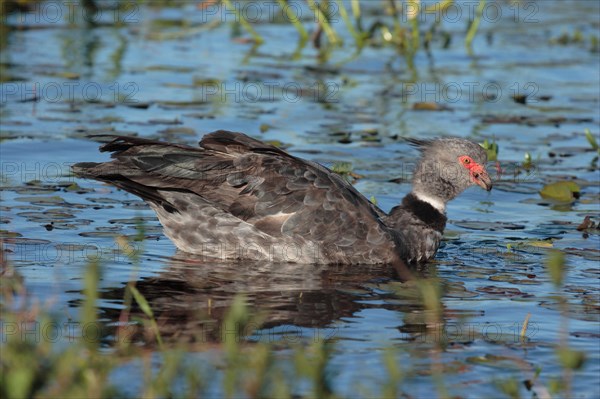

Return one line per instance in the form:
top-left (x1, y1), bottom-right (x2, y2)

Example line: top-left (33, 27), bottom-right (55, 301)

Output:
top-left (1, 1), bottom-right (599, 397)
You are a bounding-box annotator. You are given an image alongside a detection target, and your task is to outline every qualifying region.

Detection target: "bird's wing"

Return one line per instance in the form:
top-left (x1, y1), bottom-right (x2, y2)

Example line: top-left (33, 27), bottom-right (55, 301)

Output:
top-left (402, 137), bottom-right (434, 150)
top-left (73, 131), bottom-right (391, 257)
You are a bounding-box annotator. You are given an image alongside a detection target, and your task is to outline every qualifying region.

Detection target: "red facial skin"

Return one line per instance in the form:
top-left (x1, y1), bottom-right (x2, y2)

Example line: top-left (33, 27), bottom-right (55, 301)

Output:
top-left (458, 155), bottom-right (493, 191)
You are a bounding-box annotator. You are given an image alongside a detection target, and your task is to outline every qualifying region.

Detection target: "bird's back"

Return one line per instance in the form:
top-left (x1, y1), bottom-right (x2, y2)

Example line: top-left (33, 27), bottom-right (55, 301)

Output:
top-left (73, 131), bottom-right (401, 264)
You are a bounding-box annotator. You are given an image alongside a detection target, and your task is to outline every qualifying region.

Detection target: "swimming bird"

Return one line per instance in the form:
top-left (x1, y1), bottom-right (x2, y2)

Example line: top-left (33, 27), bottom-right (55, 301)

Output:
top-left (73, 131), bottom-right (492, 264)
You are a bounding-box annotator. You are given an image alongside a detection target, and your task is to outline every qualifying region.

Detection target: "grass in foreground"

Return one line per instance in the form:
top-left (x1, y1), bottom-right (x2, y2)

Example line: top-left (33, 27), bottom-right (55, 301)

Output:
top-left (0, 241), bottom-right (588, 398)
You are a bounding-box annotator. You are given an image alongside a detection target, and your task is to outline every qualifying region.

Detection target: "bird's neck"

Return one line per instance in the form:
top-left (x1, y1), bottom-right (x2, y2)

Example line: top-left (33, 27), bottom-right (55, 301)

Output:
top-left (385, 193), bottom-right (447, 263)
top-left (412, 190), bottom-right (446, 213)
top-left (387, 192), bottom-right (447, 233)
top-left (392, 192), bottom-right (447, 231)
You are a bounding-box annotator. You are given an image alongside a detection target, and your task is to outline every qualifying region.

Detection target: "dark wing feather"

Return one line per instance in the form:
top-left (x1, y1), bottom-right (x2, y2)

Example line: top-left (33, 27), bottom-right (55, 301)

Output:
top-left (73, 131), bottom-right (394, 262)
top-left (200, 129), bottom-right (289, 156)
top-left (402, 137), bottom-right (434, 150)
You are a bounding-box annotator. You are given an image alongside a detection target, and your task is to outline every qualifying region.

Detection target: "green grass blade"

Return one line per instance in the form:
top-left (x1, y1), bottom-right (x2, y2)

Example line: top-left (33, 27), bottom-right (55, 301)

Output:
top-left (465, 0), bottom-right (486, 50)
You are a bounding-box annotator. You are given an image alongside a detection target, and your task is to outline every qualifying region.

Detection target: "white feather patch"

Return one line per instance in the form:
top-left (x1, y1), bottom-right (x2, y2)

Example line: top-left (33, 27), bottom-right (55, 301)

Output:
top-left (413, 191), bottom-right (446, 213)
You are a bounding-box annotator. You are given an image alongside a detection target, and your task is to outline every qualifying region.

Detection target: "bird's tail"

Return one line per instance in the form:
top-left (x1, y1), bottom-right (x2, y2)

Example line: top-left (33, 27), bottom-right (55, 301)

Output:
top-left (72, 160), bottom-right (176, 212)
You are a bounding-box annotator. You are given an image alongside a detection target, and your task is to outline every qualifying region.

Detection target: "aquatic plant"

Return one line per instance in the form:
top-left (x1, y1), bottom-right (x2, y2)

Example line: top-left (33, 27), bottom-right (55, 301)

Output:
top-left (0, 236), bottom-right (594, 398)
top-left (480, 138), bottom-right (498, 162)
top-left (539, 181), bottom-right (581, 203)
top-left (584, 128), bottom-right (599, 153)
top-left (545, 250), bottom-right (587, 397)
top-left (523, 152), bottom-right (533, 170)
top-left (1, 0), bottom-right (487, 60)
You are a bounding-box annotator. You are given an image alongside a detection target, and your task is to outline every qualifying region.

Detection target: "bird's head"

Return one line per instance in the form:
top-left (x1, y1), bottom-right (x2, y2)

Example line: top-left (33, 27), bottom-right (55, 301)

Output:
top-left (409, 137), bottom-right (492, 210)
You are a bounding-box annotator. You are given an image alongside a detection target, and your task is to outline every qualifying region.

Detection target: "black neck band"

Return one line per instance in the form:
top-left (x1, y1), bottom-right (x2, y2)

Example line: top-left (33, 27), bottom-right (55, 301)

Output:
top-left (400, 193), bottom-right (447, 232)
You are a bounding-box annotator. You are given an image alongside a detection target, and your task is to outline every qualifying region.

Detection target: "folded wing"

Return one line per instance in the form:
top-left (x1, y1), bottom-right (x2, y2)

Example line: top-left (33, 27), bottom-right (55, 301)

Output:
top-left (73, 130), bottom-right (395, 262)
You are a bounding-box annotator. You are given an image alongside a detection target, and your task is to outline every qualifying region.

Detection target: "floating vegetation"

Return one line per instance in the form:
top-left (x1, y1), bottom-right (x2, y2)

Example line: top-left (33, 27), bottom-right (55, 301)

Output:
top-left (539, 181), bottom-right (581, 203)
top-left (576, 216), bottom-right (599, 232)
top-left (412, 101), bottom-right (451, 111)
top-left (550, 29), bottom-right (599, 53)
top-left (551, 29), bottom-right (585, 45)
top-left (259, 123), bottom-right (274, 133)
top-left (331, 161), bottom-right (360, 182)
top-left (523, 152), bottom-right (533, 170)
top-left (1, 0), bottom-right (487, 62)
top-left (480, 138), bottom-right (498, 162)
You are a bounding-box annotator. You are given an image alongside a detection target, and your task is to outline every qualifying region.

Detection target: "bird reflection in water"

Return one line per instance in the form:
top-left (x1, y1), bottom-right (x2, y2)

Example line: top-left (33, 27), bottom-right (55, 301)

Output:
top-left (93, 253), bottom-right (432, 348)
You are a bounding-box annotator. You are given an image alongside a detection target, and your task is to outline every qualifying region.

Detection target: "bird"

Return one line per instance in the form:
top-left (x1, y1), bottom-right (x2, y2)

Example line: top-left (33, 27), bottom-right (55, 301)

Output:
top-left (72, 131), bottom-right (492, 265)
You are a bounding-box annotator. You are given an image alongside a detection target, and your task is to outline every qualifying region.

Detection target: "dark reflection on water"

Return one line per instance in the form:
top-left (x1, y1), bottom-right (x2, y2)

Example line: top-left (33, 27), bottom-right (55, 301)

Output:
top-left (91, 254), bottom-right (430, 346)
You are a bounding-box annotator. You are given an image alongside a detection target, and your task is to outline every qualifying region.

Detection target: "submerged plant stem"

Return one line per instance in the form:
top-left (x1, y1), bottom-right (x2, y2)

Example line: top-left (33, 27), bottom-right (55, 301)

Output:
top-left (278, 0), bottom-right (308, 44)
top-left (307, 0), bottom-right (341, 46)
top-left (520, 313), bottom-right (531, 341)
top-left (222, 0), bottom-right (264, 44)
top-left (465, 0), bottom-right (486, 50)
top-left (408, 0), bottom-right (420, 52)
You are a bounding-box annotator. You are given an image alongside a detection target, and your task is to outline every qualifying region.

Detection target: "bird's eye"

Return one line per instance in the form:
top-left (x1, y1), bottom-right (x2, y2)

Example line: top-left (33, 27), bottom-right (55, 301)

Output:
top-left (463, 158), bottom-right (470, 164)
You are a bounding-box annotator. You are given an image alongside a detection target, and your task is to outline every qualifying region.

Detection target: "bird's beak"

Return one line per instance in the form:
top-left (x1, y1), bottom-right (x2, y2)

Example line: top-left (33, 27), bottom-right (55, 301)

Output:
top-left (471, 164), bottom-right (493, 191)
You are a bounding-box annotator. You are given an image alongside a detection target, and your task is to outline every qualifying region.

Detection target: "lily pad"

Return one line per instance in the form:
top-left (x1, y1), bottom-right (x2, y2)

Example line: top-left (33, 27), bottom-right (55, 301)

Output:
top-left (14, 196), bottom-right (70, 206)
top-left (540, 181), bottom-right (581, 202)
top-left (443, 283), bottom-right (479, 298)
top-left (4, 186), bottom-right (59, 194)
top-left (451, 220), bottom-right (526, 231)
top-left (79, 231), bottom-right (122, 238)
top-left (157, 127), bottom-right (196, 136)
top-left (1, 237), bottom-right (51, 245)
top-left (571, 331), bottom-right (600, 339)
top-left (412, 102), bottom-right (451, 111)
top-left (466, 354), bottom-right (529, 370)
top-left (85, 197), bottom-right (122, 204)
top-left (108, 216), bottom-right (158, 225)
top-left (488, 274), bottom-right (541, 285)
top-left (47, 220), bottom-right (93, 230)
top-left (0, 230), bottom-right (22, 238)
top-left (476, 285), bottom-right (529, 298)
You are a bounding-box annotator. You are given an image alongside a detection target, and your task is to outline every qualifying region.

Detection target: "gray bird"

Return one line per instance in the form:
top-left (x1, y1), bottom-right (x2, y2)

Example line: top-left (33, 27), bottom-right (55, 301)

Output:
top-left (73, 131), bottom-right (492, 265)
